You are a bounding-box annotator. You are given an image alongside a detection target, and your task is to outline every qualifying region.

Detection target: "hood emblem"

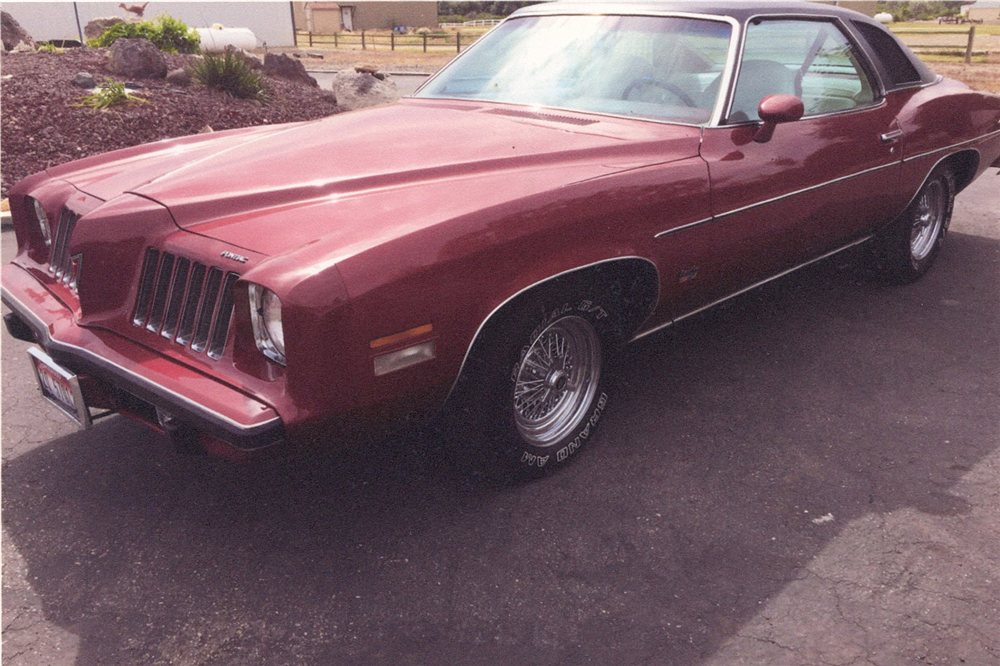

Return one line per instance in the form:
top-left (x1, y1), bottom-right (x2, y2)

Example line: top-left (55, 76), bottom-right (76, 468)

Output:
top-left (221, 251), bottom-right (249, 264)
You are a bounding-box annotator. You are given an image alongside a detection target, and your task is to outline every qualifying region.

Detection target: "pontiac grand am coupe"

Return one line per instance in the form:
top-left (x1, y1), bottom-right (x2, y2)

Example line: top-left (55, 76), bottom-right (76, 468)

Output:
top-left (4, 1), bottom-right (1000, 479)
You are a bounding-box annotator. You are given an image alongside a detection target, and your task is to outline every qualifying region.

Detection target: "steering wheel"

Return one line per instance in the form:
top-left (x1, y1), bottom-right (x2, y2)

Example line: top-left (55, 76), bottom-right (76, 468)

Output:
top-left (622, 77), bottom-right (697, 107)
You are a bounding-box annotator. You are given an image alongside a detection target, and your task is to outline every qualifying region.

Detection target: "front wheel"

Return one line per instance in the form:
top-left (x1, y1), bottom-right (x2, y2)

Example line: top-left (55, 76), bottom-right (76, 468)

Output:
top-left (450, 284), bottom-right (622, 482)
top-left (876, 167), bottom-right (955, 284)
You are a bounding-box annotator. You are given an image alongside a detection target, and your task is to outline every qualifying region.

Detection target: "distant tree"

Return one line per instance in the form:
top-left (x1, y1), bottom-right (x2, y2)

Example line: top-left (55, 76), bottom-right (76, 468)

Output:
top-left (438, 1), bottom-right (542, 21)
top-left (876, 1), bottom-right (968, 22)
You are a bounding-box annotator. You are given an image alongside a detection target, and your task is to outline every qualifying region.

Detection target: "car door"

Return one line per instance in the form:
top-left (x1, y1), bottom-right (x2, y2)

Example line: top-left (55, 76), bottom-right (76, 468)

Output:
top-left (671, 17), bottom-right (901, 317)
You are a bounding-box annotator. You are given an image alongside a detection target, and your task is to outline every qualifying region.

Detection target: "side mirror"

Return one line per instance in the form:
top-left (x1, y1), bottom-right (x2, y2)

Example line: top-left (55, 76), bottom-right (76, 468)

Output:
top-left (754, 94), bottom-right (804, 143)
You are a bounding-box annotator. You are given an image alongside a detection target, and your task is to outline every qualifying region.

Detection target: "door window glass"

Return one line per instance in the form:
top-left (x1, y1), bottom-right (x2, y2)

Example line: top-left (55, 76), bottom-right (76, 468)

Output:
top-left (729, 20), bottom-right (876, 123)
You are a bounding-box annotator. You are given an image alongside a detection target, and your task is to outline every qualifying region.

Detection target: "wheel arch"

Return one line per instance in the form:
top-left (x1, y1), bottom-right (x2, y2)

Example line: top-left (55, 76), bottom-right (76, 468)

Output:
top-left (898, 148), bottom-right (977, 220)
top-left (443, 256), bottom-right (660, 404)
top-left (942, 149), bottom-right (980, 194)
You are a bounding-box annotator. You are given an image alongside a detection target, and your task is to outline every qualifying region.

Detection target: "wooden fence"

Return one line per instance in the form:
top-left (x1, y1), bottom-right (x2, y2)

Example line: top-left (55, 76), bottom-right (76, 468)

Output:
top-left (439, 19), bottom-right (502, 28)
top-left (294, 30), bottom-right (481, 53)
top-left (891, 26), bottom-right (980, 63)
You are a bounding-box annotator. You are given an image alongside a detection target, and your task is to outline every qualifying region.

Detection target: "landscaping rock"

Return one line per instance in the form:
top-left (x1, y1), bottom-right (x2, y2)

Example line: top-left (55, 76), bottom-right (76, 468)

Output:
top-left (225, 46), bottom-right (263, 70)
top-left (71, 72), bottom-right (97, 88)
top-left (355, 64), bottom-right (386, 81)
top-left (263, 52), bottom-right (318, 87)
top-left (107, 38), bottom-right (167, 79)
top-left (84, 17), bottom-right (125, 40)
top-left (330, 71), bottom-right (399, 111)
top-left (166, 68), bottom-right (191, 86)
top-left (1, 11), bottom-right (35, 53)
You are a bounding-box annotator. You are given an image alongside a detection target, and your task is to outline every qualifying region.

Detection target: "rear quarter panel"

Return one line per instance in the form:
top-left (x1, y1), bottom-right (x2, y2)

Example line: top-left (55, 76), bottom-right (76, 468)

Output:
top-left (896, 78), bottom-right (1000, 207)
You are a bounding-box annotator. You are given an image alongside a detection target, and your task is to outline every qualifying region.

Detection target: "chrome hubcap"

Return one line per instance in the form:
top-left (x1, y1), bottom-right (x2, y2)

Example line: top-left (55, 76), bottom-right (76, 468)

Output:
top-left (513, 315), bottom-right (601, 447)
top-left (910, 180), bottom-right (944, 262)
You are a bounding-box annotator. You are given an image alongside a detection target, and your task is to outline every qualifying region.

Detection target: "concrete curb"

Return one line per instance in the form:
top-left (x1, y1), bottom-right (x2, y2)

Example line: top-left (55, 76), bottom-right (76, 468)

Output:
top-left (1, 211), bottom-right (11, 230)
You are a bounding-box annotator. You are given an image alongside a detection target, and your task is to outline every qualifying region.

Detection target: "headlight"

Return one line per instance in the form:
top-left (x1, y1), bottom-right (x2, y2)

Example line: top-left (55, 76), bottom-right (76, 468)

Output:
top-left (249, 284), bottom-right (286, 365)
top-left (28, 197), bottom-right (52, 247)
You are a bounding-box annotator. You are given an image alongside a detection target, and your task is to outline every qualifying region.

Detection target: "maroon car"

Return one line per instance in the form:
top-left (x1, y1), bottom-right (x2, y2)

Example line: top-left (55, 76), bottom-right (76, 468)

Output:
top-left (4, 1), bottom-right (1000, 480)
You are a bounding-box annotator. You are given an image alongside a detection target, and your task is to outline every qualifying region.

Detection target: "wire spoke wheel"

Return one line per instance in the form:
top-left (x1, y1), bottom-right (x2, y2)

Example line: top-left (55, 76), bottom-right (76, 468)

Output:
top-left (875, 167), bottom-right (954, 285)
top-left (513, 315), bottom-right (601, 447)
top-left (910, 179), bottom-right (945, 262)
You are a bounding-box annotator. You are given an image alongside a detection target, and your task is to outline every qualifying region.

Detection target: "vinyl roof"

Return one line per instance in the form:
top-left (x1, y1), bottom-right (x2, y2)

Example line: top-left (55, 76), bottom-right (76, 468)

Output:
top-left (511, 1), bottom-right (879, 25)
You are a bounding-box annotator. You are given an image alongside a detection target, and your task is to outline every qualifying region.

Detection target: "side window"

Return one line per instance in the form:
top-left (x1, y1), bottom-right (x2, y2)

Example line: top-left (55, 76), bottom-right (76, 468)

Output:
top-left (729, 20), bottom-right (877, 123)
top-left (851, 21), bottom-right (922, 87)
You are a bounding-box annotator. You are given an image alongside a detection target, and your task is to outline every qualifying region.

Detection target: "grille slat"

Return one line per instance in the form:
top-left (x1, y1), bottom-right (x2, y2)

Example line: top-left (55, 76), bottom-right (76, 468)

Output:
top-left (146, 254), bottom-right (176, 332)
top-left (133, 249), bottom-right (160, 326)
top-left (176, 263), bottom-right (207, 347)
top-left (191, 268), bottom-right (224, 353)
top-left (132, 250), bottom-right (238, 361)
top-left (49, 209), bottom-right (79, 283)
top-left (161, 258), bottom-right (190, 340)
top-left (208, 273), bottom-right (240, 359)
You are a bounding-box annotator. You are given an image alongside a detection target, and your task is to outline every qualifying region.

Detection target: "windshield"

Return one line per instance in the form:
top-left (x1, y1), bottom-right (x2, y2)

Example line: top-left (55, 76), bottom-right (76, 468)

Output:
top-left (417, 15), bottom-right (733, 125)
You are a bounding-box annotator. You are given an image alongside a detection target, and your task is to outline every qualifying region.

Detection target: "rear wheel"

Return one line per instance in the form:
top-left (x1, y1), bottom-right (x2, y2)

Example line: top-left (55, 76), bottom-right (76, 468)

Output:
top-left (877, 168), bottom-right (955, 284)
top-left (450, 283), bottom-right (622, 482)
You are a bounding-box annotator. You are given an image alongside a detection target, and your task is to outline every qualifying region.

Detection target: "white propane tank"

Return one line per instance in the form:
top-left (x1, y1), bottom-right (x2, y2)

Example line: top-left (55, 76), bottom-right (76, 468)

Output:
top-left (195, 27), bottom-right (258, 53)
top-left (875, 12), bottom-right (894, 24)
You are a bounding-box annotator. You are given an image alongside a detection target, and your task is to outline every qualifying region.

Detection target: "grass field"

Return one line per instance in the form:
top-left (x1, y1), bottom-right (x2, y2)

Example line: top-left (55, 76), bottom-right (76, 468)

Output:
top-left (890, 22), bottom-right (1000, 35)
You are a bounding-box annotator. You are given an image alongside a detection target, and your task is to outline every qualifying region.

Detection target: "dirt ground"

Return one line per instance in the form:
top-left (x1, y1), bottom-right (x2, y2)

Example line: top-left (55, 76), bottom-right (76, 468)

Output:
top-left (927, 59), bottom-right (1000, 92)
top-left (261, 46), bottom-right (456, 73)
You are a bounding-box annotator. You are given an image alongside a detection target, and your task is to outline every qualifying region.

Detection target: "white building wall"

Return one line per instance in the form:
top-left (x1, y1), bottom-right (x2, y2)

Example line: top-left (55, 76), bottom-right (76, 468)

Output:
top-left (2, 2), bottom-right (296, 47)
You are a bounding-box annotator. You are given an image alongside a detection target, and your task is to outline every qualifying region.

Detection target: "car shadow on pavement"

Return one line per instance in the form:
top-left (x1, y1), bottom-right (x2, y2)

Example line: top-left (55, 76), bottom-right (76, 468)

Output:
top-left (2, 232), bottom-right (998, 666)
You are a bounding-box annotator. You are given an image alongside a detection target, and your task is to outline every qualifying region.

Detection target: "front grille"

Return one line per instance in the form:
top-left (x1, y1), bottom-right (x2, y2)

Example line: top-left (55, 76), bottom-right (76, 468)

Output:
top-left (133, 249), bottom-right (240, 360)
top-left (48, 208), bottom-right (81, 292)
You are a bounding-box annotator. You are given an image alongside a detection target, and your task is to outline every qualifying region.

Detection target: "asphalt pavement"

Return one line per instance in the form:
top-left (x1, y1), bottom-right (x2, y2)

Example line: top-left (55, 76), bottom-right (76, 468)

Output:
top-left (2, 170), bottom-right (998, 665)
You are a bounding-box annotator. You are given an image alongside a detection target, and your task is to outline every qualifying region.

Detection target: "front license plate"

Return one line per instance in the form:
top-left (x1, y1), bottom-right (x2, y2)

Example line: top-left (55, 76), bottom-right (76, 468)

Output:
top-left (28, 347), bottom-right (92, 428)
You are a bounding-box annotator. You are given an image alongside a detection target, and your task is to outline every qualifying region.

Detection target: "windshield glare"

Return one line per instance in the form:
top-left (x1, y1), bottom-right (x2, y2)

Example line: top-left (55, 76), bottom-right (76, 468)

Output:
top-left (417, 15), bottom-right (733, 124)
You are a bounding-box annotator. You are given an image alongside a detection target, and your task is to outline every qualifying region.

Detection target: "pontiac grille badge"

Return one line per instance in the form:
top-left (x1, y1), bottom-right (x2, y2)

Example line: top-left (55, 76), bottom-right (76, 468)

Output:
top-left (221, 251), bottom-right (249, 264)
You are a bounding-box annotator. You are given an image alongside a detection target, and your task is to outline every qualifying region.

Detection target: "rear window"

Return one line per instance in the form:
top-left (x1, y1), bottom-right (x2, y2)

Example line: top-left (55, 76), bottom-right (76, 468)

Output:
top-left (851, 21), bottom-right (922, 87)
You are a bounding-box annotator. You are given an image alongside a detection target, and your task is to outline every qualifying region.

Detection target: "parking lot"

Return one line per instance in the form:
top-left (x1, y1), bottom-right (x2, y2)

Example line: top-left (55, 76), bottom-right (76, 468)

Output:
top-left (2, 170), bottom-right (998, 665)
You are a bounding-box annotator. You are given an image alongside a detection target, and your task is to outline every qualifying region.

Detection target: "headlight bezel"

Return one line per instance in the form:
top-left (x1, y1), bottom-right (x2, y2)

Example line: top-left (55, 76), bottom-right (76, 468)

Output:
top-left (28, 196), bottom-right (52, 248)
top-left (248, 284), bottom-right (286, 366)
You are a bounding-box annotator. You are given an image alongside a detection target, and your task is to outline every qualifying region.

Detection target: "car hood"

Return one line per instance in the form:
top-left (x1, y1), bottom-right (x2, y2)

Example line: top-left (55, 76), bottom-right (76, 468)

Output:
top-left (50, 99), bottom-right (702, 256)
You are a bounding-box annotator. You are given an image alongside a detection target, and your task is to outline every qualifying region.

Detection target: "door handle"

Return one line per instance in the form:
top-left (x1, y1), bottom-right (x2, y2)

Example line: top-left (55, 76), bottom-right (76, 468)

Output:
top-left (880, 129), bottom-right (903, 143)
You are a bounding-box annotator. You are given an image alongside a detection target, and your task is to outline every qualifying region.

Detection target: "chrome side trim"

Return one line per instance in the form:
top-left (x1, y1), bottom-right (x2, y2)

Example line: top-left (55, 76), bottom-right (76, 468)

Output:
top-left (714, 161), bottom-right (898, 221)
top-left (444, 256), bottom-right (661, 404)
top-left (1, 284), bottom-right (281, 436)
top-left (653, 160), bottom-right (900, 239)
top-left (901, 128), bottom-right (1000, 164)
top-left (630, 235), bottom-right (874, 343)
top-left (655, 217), bottom-right (714, 238)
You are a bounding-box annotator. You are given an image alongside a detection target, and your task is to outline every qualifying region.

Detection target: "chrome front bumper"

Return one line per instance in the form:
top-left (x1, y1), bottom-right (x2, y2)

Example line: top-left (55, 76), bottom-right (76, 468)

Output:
top-left (2, 264), bottom-right (284, 451)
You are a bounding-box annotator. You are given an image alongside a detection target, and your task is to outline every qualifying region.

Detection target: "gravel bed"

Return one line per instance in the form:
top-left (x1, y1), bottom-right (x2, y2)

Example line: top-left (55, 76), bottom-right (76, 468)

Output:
top-left (1, 48), bottom-right (342, 198)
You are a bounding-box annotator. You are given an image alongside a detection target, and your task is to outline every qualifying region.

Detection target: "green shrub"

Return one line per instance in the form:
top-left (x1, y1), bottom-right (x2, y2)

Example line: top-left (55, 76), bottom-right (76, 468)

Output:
top-left (75, 79), bottom-right (149, 110)
top-left (189, 51), bottom-right (269, 102)
top-left (89, 14), bottom-right (200, 54)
